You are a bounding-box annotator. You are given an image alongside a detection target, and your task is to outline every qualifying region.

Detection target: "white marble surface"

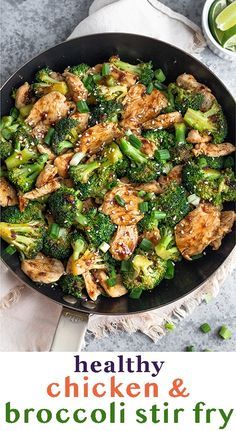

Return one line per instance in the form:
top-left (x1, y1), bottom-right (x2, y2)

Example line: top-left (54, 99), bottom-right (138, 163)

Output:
top-left (1, 0), bottom-right (235, 351)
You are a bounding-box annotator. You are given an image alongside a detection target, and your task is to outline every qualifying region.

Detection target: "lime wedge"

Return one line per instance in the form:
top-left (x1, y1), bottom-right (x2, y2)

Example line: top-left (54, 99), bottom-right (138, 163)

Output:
top-left (215, 2), bottom-right (236, 30)
top-left (221, 24), bottom-right (236, 50)
top-left (208, 0), bottom-right (227, 43)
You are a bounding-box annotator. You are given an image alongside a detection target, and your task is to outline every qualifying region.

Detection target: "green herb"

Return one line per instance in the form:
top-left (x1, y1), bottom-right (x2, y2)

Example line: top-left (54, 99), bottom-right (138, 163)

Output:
top-left (129, 288), bottom-right (143, 299)
top-left (115, 195), bottom-right (126, 207)
top-left (219, 325), bottom-right (232, 340)
top-left (200, 323), bottom-right (211, 333)
top-left (76, 100), bottom-right (90, 113)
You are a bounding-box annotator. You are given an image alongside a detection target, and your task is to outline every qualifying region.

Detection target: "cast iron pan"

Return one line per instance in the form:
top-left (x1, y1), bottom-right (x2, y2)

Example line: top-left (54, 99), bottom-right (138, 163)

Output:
top-left (1, 33), bottom-right (235, 317)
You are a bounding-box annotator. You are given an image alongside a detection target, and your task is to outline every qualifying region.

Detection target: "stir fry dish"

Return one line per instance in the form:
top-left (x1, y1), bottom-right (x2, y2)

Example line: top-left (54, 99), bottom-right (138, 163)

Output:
top-left (0, 57), bottom-right (235, 300)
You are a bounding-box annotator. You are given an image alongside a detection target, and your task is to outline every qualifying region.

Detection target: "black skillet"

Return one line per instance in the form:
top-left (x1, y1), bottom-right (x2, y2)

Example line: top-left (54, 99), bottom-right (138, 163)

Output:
top-left (1, 34), bottom-right (235, 350)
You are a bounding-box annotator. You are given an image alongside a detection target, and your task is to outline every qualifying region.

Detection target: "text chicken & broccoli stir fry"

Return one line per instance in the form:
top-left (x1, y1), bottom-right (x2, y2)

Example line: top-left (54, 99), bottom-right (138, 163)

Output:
top-left (0, 57), bottom-right (235, 300)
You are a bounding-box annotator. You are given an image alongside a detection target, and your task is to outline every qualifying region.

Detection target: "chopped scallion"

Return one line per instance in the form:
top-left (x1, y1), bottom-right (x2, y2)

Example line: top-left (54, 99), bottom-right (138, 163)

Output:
top-left (154, 68), bottom-right (166, 83)
top-left (107, 277), bottom-right (116, 287)
top-left (140, 238), bottom-right (154, 251)
top-left (219, 325), bottom-right (232, 340)
top-left (153, 80), bottom-right (167, 90)
top-left (115, 195), bottom-right (126, 207)
top-left (146, 82), bottom-right (154, 94)
top-left (5, 245), bottom-right (17, 255)
top-left (187, 194), bottom-right (200, 206)
top-left (49, 223), bottom-right (60, 239)
top-left (186, 345), bottom-right (195, 352)
top-left (139, 202), bottom-right (149, 213)
top-left (44, 127), bottom-right (55, 145)
top-left (200, 323), bottom-right (211, 333)
top-left (129, 288), bottom-right (143, 299)
top-left (102, 63), bottom-right (110, 76)
top-left (76, 100), bottom-right (90, 113)
top-left (99, 242), bottom-right (110, 253)
top-left (155, 149), bottom-right (170, 162)
top-left (138, 190), bottom-right (146, 197)
top-left (165, 260), bottom-right (175, 279)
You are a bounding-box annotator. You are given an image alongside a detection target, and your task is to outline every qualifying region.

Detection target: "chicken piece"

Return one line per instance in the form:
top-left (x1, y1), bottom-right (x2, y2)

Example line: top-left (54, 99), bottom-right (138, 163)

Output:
top-left (158, 165), bottom-right (183, 189)
top-left (76, 122), bottom-right (122, 155)
top-left (193, 142), bottom-right (235, 157)
top-left (140, 228), bottom-right (161, 246)
top-left (174, 203), bottom-right (221, 260)
top-left (0, 178), bottom-right (18, 207)
top-left (66, 250), bottom-right (106, 276)
top-left (109, 65), bottom-right (137, 87)
top-left (54, 152), bottom-right (74, 178)
top-left (70, 112), bottom-right (89, 133)
top-left (15, 82), bottom-right (31, 109)
top-left (23, 178), bottom-right (61, 200)
top-left (25, 91), bottom-right (70, 127)
top-left (32, 123), bottom-right (49, 142)
top-left (37, 144), bottom-right (56, 160)
top-left (21, 253), bottom-right (64, 283)
top-left (82, 271), bottom-right (101, 301)
top-left (102, 183), bottom-right (144, 226)
top-left (210, 211), bottom-right (236, 250)
top-left (35, 163), bottom-right (58, 188)
top-left (110, 225), bottom-right (139, 260)
top-left (186, 129), bottom-right (212, 144)
top-left (135, 181), bottom-right (163, 194)
top-left (64, 71), bottom-right (88, 102)
top-left (121, 84), bottom-right (168, 131)
top-left (94, 270), bottom-right (128, 297)
top-left (176, 74), bottom-right (215, 111)
top-left (143, 112), bottom-right (183, 130)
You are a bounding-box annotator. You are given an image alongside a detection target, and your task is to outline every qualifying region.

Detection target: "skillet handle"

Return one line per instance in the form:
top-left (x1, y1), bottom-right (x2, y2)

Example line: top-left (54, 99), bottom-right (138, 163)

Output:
top-left (50, 307), bottom-right (90, 352)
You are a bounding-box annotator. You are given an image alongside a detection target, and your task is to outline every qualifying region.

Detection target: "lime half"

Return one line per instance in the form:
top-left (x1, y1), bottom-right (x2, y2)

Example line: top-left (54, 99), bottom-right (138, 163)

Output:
top-left (208, 0), bottom-right (227, 43)
top-left (222, 24), bottom-right (236, 50)
top-left (215, 2), bottom-right (236, 31)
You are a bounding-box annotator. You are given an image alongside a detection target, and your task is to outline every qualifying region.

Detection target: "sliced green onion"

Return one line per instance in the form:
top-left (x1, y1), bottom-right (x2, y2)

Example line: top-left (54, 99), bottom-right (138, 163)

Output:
top-left (140, 238), bottom-right (154, 251)
top-left (107, 180), bottom-right (118, 190)
top-left (44, 127), bottom-right (55, 145)
top-left (165, 321), bottom-right (175, 331)
top-left (138, 190), bottom-right (146, 197)
top-left (200, 323), bottom-right (211, 334)
top-left (5, 245), bottom-right (17, 255)
top-left (128, 134), bottom-right (142, 149)
top-left (153, 210), bottom-right (166, 221)
top-left (155, 149), bottom-right (170, 161)
top-left (102, 63), bottom-right (110, 76)
top-left (107, 277), bottom-right (116, 287)
top-left (70, 152), bottom-right (86, 166)
top-left (187, 194), bottom-right (200, 206)
top-left (154, 68), bottom-right (166, 83)
top-left (139, 202), bottom-right (149, 213)
top-left (186, 345), bottom-right (195, 352)
top-left (145, 192), bottom-right (156, 201)
top-left (165, 260), bottom-right (175, 279)
top-left (77, 100), bottom-right (90, 113)
top-left (146, 82), bottom-right (154, 94)
top-left (115, 195), bottom-right (126, 207)
top-left (129, 288), bottom-right (143, 299)
top-left (99, 242), bottom-right (110, 253)
top-left (93, 73), bottom-right (102, 83)
top-left (10, 107), bottom-right (19, 120)
top-left (49, 223), bottom-right (60, 239)
top-left (121, 260), bottom-right (132, 272)
top-left (219, 325), bottom-right (232, 340)
top-left (153, 80), bottom-right (167, 90)
top-left (191, 253), bottom-right (204, 260)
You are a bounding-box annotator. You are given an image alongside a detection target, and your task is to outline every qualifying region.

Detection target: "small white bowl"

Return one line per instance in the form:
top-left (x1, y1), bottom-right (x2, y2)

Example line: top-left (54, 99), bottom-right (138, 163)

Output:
top-left (202, 0), bottom-right (236, 61)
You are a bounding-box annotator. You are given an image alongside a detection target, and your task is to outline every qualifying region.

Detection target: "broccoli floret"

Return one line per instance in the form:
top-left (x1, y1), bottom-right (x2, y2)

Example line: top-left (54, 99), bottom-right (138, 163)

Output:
top-left (69, 161), bottom-right (101, 184)
top-left (4, 124), bottom-right (38, 169)
top-left (154, 182), bottom-right (190, 227)
top-left (0, 221), bottom-right (44, 258)
top-left (138, 209), bottom-right (166, 233)
top-left (33, 81), bottom-right (68, 97)
top-left (110, 57), bottom-right (154, 86)
top-left (182, 161), bottom-right (225, 205)
top-left (1, 202), bottom-right (43, 223)
top-left (168, 83), bottom-right (204, 114)
top-left (220, 168), bottom-right (236, 203)
top-left (155, 227), bottom-right (181, 261)
top-left (8, 154), bottom-right (48, 192)
top-left (90, 100), bottom-right (123, 125)
top-left (83, 208), bottom-right (116, 248)
top-left (173, 122), bottom-right (193, 163)
top-left (43, 227), bottom-right (72, 260)
top-left (122, 252), bottom-right (167, 292)
top-left (0, 137), bottom-right (13, 160)
top-left (47, 187), bottom-right (86, 228)
top-left (50, 118), bottom-right (79, 155)
top-left (96, 84), bottom-right (128, 101)
top-left (35, 67), bottom-right (60, 84)
top-left (59, 274), bottom-right (85, 299)
top-left (68, 64), bottom-right (90, 81)
top-left (5, 146), bottom-right (38, 170)
top-left (184, 102), bottom-right (227, 144)
top-left (115, 157), bottom-right (130, 178)
top-left (142, 130), bottom-right (175, 150)
top-left (119, 137), bottom-right (162, 183)
top-left (196, 155), bottom-right (225, 170)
